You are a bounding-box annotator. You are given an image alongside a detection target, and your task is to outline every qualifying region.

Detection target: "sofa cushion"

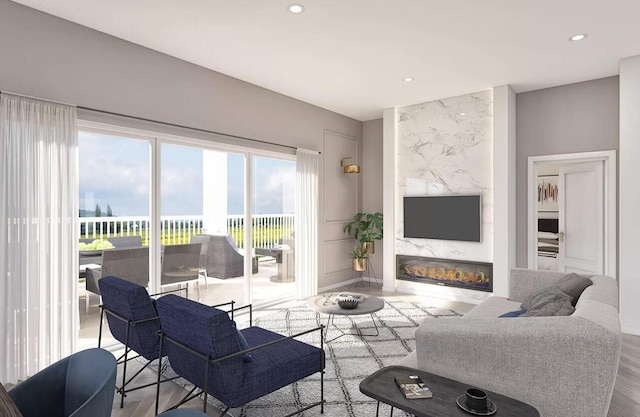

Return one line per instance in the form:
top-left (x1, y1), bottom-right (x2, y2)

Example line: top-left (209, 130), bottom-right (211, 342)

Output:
top-left (463, 297), bottom-right (522, 318)
top-left (521, 287), bottom-right (575, 317)
top-left (554, 273), bottom-right (592, 306)
top-left (0, 383), bottom-right (23, 417)
top-left (498, 309), bottom-right (527, 318)
top-left (235, 327), bottom-right (253, 362)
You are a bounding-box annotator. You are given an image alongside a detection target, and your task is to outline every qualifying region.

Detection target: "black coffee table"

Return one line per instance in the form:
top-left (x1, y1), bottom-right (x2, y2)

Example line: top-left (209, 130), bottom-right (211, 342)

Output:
top-left (359, 366), bottom-right (539, 417)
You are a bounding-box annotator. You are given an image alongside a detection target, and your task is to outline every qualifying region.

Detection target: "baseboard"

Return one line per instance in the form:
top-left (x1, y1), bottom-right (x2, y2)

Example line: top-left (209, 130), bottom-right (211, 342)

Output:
top-left (318, 277), bottom-right (370, 293)
top-left (621, 326), bottom-right (640, 336)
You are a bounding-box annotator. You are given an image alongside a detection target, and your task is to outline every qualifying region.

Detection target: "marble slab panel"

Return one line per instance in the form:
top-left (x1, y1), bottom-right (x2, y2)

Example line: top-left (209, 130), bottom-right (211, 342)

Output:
top-left (396, 90), bottom-right (493, 264)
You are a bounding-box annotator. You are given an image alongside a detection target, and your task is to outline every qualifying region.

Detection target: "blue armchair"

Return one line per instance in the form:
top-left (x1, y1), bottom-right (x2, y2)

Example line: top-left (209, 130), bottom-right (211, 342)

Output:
top-left (8, 348), bottom-right (116, 417)
top-left (98, 276), bottom-right (181, 408)
top-left (154, 294), bottom-right (325, 416)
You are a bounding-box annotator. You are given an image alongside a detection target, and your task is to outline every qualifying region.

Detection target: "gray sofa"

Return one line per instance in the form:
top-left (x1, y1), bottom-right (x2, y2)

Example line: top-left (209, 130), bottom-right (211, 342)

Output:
top-left (399, 268), bottom-right (621, 417)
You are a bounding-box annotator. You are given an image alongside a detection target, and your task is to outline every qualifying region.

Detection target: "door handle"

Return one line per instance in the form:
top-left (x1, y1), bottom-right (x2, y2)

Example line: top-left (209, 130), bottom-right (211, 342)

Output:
top-left (557, 232), bottom-right (565, 242)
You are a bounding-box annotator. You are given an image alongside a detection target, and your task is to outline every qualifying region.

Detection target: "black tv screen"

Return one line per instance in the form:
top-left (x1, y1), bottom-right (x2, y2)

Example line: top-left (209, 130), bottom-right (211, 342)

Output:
top-left (403, 195), bottom-right (481, 242)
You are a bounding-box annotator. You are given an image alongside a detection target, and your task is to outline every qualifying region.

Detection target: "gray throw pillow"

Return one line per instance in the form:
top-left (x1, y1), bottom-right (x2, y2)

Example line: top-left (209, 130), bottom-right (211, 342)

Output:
top-left (520, 286), bottom-right (575, 317)
top-left (553, 273), bottom-right (592, 306)
top-left (0, 383), bottom-right (23, 417)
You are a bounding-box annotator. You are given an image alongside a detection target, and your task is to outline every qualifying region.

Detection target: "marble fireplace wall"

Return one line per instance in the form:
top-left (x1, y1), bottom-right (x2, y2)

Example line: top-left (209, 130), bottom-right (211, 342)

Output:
top-left (396, 90), bottom-right (494, 275)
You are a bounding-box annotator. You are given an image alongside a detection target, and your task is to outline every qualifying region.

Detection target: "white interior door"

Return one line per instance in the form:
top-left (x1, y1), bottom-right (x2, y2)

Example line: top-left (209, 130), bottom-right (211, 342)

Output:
top-left (558, 161), bottom-right (604, 274)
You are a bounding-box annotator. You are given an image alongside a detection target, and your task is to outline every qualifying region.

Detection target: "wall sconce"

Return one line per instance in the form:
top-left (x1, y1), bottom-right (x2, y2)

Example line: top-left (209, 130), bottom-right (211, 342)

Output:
top-left (340, 157), bottom-right (360, 174)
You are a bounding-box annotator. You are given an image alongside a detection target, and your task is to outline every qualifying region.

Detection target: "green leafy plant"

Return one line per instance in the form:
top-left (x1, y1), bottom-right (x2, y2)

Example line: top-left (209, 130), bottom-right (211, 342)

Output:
top-left (348, 246), bottom-right (370, 259)
top-left (343, 212), bottom-right (383, 244)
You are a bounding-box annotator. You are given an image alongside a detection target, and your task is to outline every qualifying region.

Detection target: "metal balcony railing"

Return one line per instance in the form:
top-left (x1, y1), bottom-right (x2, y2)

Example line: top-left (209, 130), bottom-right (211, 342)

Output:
top-left (79, 214), bottom-right (295, 249)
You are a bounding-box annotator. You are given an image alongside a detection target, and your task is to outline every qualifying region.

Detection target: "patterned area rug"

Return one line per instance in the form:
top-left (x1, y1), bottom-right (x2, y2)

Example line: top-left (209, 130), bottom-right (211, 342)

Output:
top-left (158, 298), bottom-right (462, 416)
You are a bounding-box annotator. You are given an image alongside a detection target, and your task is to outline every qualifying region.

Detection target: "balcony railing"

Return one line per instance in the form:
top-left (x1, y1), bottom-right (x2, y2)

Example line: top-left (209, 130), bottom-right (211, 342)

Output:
top-left (79, 214), bottom-right (294, 249)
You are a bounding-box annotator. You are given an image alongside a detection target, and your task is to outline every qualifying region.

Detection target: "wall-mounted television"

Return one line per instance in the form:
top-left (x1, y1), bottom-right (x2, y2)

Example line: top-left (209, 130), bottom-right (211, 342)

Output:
top-left (403, 195), bottom-right (481, 242)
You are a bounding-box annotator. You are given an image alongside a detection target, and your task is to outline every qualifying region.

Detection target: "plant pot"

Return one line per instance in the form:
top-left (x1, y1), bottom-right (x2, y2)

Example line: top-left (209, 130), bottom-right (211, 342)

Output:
top-left (362, 241), bottom-right (375, 255)
top-left (353, 258), bottom-right (368, 271)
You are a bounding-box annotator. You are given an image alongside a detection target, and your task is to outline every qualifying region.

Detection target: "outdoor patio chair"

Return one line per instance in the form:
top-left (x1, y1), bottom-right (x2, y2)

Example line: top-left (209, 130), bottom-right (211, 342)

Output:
top-left (8, 348), bottom-right (116, 417)
top-left (154, 294), bottom-right (325, 416)
top-left (85, 247), bottom-right (149, 313)
top-left (190, 234), bottom-right (258, 280)
top-left (161, 243), bottom-right (202, 300)
top-left (79, 235), bottom-right (142, 248)
top-left (108, 235), bottom-right (143, 248)
top-left (98, 276), bottom-right (182, 408)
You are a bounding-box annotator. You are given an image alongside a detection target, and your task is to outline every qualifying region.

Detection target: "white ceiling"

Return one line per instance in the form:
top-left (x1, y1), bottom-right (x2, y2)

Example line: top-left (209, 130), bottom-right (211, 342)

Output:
top-left (11, 0), bottom-right (640, 121)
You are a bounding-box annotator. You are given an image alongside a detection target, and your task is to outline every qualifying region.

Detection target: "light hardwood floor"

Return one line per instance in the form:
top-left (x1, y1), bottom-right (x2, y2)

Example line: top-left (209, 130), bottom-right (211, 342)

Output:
top-left (88, 283), bottom-right (640, 417)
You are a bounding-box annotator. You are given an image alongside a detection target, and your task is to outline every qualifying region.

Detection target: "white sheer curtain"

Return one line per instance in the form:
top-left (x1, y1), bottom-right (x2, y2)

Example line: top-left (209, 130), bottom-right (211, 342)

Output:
top-left (0, 93), bottom-right (78, 383)
top-left (295, 148), bottom-right (320, 299)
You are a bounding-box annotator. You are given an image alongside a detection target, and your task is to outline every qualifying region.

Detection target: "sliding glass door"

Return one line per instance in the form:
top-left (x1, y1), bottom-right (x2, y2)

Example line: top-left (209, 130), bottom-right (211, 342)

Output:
top-left (78, 130), bottom-right (151, 349)
top-left (251, 155), bottom-right (296, 304)
top-left (77, 124), bottom-right (298, 348)
top-left (159, 142), bottom-right (246, 305)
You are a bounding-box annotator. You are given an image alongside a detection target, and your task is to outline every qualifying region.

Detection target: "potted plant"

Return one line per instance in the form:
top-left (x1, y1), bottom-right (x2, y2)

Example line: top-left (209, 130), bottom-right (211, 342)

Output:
top-left (349, 246), bottom-right (370, 271)
top-left (344, 212), bottom-right (383, 254)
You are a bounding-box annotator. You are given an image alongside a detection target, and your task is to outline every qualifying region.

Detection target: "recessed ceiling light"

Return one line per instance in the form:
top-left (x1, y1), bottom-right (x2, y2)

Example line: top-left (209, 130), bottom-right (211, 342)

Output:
top-left (458, 112), bottom-right (467, 116)
top-left (569, 34), bottom-right (587, 42)
top-left (288, 4), bottom-right (304, 13)
top-left (403, 77), bottom-right (414, 82)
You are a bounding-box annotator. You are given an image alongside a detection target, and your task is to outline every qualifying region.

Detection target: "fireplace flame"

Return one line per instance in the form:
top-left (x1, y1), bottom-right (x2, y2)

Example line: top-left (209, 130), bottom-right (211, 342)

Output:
top-left (403, 265), bottom-right (488, 284)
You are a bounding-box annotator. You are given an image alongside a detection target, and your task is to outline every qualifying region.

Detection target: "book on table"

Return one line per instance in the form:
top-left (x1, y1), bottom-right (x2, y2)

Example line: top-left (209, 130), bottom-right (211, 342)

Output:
top-left (394, 375), bottom-right (433, 399)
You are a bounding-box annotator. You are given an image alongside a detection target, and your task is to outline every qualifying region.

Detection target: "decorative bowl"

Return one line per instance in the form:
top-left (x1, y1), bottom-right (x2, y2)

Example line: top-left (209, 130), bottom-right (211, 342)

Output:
top-left (337, 297), bottom-right (359, 309)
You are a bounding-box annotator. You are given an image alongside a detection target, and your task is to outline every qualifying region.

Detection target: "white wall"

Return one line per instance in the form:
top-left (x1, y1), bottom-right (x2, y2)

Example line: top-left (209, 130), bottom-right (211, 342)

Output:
top-left (393, 91), bottom-right (494, 303)
top-left (362, 119), bottom-right (384, 278)
top-left (515, 77), bottom-right (619, 267)
top-left (382, 108), bottom-right (398, 292)
top-left (619, 55), bottom-right (640, 335)
top-left (492, 86), bottom-right (517, 298)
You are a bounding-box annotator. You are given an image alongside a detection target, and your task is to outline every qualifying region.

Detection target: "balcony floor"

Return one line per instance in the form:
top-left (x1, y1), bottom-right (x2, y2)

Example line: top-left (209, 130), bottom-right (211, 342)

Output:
top-left (78, 257), bottom-right (294, 350)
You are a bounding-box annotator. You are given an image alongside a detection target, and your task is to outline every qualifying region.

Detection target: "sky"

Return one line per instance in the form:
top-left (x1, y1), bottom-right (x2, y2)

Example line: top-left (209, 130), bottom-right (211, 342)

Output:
top-left (79, 131), bottom-right (295, 217)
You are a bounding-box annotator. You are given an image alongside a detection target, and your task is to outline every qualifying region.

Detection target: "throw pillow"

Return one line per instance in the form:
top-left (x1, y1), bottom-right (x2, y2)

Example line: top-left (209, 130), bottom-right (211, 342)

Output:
top-left (234, 327), bottom-right (253, 363)
top-left (520, 287), bottom-right (575, 317)
top-left (0, 383), bottom-right (23, 417)
top-left (553, 273), bottom-right (593, 306)
top-left (498, 309), bottom-right (527, 318)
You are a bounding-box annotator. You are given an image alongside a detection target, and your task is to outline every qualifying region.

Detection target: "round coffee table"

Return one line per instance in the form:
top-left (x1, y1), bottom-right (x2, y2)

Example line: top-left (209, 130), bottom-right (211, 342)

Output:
top-left (307, 293), bottom-right (385, 342)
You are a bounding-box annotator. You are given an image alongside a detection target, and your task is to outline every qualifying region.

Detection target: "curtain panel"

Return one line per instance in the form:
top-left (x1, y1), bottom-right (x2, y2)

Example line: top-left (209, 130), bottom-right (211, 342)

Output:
top-left (295, 149), bottom-right (320, 300)
top-left (0, 93), bottom-right (78, 383)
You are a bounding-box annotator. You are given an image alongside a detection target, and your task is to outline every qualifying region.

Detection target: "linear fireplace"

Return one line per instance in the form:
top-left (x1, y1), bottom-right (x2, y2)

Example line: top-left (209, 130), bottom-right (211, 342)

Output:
top-left (397, 255), bottom-right (493, 292)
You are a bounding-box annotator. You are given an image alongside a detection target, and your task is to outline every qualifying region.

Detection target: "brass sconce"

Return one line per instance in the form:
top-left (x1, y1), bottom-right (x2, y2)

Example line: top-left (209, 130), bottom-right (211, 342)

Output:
top-left (340, 157), bottom-right (360, 174)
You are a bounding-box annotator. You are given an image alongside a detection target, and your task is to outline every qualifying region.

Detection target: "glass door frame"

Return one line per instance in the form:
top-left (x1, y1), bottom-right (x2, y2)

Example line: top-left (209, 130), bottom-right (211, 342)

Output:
top-left (78, 120), bottom-right (296, 306)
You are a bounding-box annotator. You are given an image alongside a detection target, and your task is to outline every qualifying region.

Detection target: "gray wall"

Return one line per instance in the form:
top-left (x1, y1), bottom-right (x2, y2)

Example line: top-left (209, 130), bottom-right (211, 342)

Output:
top-left (516, 76), bottom-right (619, 266)
top-left (362, 118), bottom-right (384, 277)
top-left (0, 0), bottom-right (362, 288)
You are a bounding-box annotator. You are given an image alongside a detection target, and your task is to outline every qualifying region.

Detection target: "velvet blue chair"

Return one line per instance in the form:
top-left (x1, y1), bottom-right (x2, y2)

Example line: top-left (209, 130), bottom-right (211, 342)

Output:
top-left (8, 348), bottom-right (116, 417)
top-left (98, 276), bottom-right (181, 408)
top-left (154, 294), bottom-right (325, 416)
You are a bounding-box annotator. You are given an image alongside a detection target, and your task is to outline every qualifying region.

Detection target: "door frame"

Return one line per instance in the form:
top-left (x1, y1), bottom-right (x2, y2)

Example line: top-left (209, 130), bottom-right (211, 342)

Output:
top-left (78, 120), bottom-right (298, 305)
top-left (527, 150), bottom-right (617, 278)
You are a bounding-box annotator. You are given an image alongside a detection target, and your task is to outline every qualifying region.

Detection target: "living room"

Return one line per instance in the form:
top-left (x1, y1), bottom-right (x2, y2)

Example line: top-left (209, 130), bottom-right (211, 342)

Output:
top-left (1, 1), bottom-right (638, 417)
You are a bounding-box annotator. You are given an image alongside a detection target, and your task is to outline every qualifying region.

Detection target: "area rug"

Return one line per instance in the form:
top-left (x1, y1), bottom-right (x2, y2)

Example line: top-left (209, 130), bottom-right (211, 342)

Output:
top-left (156, 298), bottom-right (462, 417)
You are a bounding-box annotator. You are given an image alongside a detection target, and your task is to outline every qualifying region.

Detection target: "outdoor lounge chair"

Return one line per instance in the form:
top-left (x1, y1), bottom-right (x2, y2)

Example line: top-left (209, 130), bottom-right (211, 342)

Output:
top-left (8, 348), bottom-right (116, 417)
top-left (108, 235), bottom-right (143, 248)
top-left (161, 243), bottom-right (202, 300)
top-left (190, 234), bottom-right (258, 280)
top-left (85, 247), bottom-right (149, 313)
top-left (154, 294), bottom-right (325, 416)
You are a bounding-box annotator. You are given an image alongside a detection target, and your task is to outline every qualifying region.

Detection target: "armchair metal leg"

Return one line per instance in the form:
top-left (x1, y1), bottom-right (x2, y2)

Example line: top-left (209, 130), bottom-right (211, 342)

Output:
top-left (321, 327), bottom-right (325, 414)
top-left (121, 323), bottom-right (132, 408)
